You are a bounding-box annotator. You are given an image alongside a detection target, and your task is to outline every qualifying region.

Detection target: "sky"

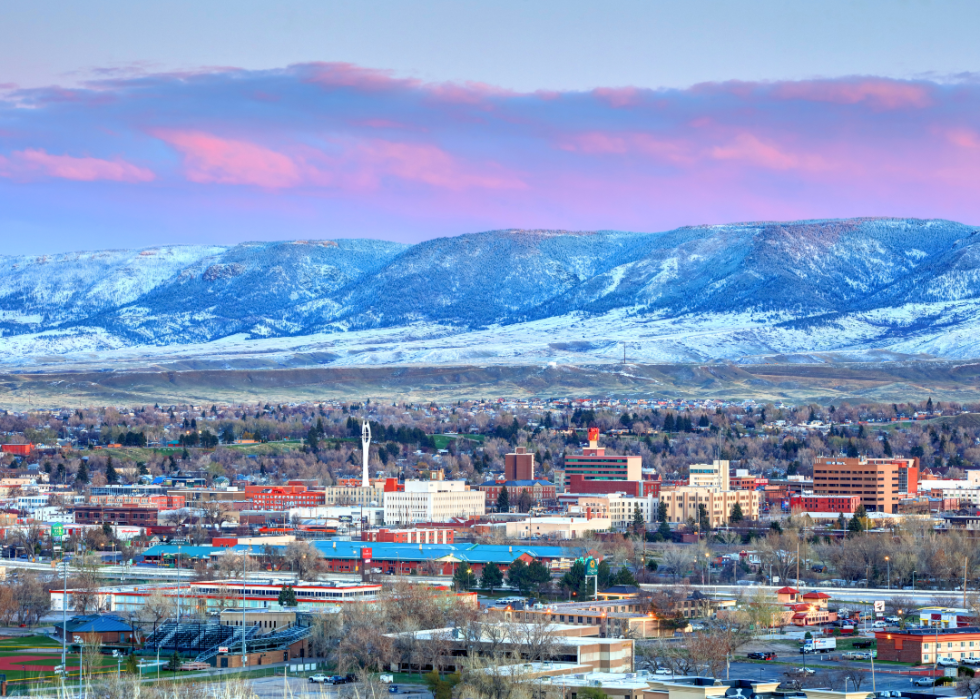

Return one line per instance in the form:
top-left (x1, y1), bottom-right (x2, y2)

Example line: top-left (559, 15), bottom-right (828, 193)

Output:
top-left (2, 1), bottom-right (980, 254)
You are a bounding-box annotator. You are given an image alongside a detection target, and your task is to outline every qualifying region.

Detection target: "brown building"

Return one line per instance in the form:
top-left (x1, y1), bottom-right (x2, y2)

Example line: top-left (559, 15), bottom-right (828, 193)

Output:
top-left (812, 456), bottom-right (919, 513)
top-left (54, 615), bottom-right (134, 644)
top-left (74, 504), bottom-right (159, 526)
top-left (875, 626), bottom-right (980, 664)
top-left (505, 447), bottom-right (535, 481)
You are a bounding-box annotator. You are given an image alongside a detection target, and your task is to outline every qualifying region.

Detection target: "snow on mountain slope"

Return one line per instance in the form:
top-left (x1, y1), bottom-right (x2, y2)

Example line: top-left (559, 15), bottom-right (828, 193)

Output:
top-left (0, 245), bottom-right (225, 331)
top-left (2, 219), bottom-right (980, 366)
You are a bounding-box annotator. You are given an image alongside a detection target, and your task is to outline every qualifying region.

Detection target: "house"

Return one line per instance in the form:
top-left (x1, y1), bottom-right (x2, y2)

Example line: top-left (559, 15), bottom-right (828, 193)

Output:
top-left (54, 614), bottom-right (134, 644)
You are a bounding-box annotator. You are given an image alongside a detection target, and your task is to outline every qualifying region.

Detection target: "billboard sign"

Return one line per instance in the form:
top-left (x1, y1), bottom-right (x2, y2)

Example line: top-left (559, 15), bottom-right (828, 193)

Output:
top-left (51, 524), bottom-right (64, 541)
top-left (585, 557), bottom-right (599, 576)
top-left (873, 600), bottom-right (885, 613)
top-left (588, 427), bottom-right (600, 443)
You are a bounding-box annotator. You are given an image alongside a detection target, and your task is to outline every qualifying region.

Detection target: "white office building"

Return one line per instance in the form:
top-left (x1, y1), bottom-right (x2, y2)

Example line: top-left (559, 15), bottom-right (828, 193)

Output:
top-left (383, 480), bottom-right (485, 525)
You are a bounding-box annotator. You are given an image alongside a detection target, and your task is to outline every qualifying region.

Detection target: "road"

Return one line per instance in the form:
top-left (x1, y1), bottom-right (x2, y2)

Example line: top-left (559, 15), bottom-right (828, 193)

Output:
top-left (249, 678), bottom-right (432, 699)
top-left (640, 583), bottom-right (973, 608)
top-left (721, 660), bottom-right (951, 693)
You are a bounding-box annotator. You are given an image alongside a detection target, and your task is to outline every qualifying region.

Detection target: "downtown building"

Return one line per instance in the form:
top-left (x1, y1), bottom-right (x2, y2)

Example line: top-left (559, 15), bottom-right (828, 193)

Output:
top-left (812, 456), bottom-right (919, 513)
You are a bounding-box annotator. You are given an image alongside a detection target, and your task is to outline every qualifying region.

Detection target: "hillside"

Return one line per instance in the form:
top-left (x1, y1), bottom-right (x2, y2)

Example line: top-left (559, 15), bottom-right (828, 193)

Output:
top-left (2, 217), bottom-right (980, 368)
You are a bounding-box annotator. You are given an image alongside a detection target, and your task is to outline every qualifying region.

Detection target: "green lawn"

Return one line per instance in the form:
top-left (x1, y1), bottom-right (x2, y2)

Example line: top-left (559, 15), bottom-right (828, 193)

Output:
top-left (432, 434), bottom-right (485, 450)
top-left (0, 636), bottom-right (61, 649)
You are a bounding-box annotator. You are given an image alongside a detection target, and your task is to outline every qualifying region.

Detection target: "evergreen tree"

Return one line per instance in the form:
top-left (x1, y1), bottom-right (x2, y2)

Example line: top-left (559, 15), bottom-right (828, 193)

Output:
top-left (105, 458), bottom-right (118, 484)
top-left (631, 505), bottom-right (646, 533)
top-left (663, 413), bottom-right (675, 432)
top-left (846, 440), bottom-right (859, 458)
top-left (658, 520), bottom-right (672, 541)
top-left (836, 512), bottom-right (847, 530)
top-left (525, 560), bottom-right (551, 593)
top-left (883, 436), bottom-right (893, 457)
top-left (697, 503), bottom-right (710, 532)
top-left (453, 564), bottom-right (476, 591)
top-left (770, 520), bottom-right (782, 534)
top-left (848, 505), bottom-right (867, 534)
top-left (75, 462), bottom-right (89, 485)
top-left (497, 486), bottom-right (510, 513)
top-left (612, 567), bottom-right (638, 587)
top-left (657, 500), bottom-right (668, 522)
top-left (278, 585), bottom-right (298, 606)
top-left (507, 559), bottom-right (529, 593)
top-left (306, 427), bottom-right (320, 452)
top-left (729, 502), bottom-right (744, 523)
top-left (480, 562), bottom-right (503, 593)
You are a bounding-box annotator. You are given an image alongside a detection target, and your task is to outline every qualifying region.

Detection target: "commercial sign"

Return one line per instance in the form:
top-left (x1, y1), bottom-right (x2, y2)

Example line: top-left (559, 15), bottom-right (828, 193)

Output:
top-left (51, 523), bottom-right (64, 541)
top-left (873, 600), bottom-right (885, 613)
top-left (585, 557), bottom-right (598, 576)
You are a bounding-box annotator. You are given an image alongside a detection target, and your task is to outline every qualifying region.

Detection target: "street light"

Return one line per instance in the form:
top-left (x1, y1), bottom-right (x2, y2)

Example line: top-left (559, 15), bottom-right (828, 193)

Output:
top-left (885, 556), bottom-right (891, 590)
top-left (74, 635), bottom-right (84, 699)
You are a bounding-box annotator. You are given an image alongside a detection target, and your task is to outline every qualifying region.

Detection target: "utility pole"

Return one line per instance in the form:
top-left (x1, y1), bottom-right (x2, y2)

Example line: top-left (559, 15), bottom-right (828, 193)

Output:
top-left (965, 558), bottom-right (969, 610)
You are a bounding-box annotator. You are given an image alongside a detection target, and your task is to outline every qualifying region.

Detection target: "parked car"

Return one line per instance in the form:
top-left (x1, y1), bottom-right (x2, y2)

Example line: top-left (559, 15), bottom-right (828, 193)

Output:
top-left (912, 678), bottom-right (935, 687)
top-left (747, 652), bottom-right (777, 661)
top-left (653, 669), bottom-right (673, 677)
top-left (388, 686), bottom-right (400, 694)
top-left (794, 668), bottom-right (816, 676)
top-left (885, 616), bottom-right (901, 624)
top-left (937, 658), bottom-right (959, 667)
top-left (309, 675), bottom-right (329, 684)
top-left (328, 676), bottom-right (352, 685)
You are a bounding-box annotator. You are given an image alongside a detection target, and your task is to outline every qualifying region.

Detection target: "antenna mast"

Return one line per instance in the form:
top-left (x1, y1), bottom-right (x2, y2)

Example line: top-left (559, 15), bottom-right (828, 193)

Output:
top-left (361, 419), bottom-right (371, 488)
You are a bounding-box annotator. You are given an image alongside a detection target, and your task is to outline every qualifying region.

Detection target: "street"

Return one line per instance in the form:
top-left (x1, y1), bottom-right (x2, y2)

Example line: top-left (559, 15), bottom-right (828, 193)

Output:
top-left (249, 678), bottom-right (433, 699)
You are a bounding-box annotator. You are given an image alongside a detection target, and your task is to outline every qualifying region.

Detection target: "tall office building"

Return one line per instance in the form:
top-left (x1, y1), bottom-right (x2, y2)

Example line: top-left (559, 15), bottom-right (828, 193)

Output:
top-left (563, 428), bottom-right (642, 482)
top-left (812, 456), bottom-right (919, 513)
top-left (505, 447), bottom-right (535, 481)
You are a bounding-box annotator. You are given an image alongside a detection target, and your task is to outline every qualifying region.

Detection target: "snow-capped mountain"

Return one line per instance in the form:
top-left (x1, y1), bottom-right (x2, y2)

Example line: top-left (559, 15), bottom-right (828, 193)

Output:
top-left (3, 218), bottom-right (980, 367)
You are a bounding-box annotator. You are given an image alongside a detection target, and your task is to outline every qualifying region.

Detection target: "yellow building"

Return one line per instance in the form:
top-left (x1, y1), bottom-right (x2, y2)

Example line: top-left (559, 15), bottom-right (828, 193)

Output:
top-left (658, 486), bottom-right (760, 526)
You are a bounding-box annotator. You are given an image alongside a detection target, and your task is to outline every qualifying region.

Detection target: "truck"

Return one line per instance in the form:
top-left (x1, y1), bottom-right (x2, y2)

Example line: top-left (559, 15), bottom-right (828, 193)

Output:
top-left (800, 638), bottom-right (836, 654)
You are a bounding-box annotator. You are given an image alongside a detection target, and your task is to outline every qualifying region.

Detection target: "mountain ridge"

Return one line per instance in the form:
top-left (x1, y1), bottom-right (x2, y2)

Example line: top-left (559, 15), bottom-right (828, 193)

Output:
top-left (3, 217), bottom-right (980, 367)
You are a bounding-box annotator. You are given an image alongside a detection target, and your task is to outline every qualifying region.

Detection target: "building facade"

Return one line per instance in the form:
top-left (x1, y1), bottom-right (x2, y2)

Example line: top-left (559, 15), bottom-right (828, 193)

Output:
top-left (688, 460), bottom-right (730, 489)
top-left (875, 626), bottom-right (980, 664)
top-left (657, 487), bottom-right (761, 527)
top-left (563, 430), bottom-right (641, 483)
top-left (505, 447), bottom-right (535, 481)
top-left (812, 456), bottom-right (919, 513)
top-left (789, 495), bottom-right (862, 513)
top-left (361, 528), bottom-right (454, 544)
top-left (383, 480), bottom-right (485, 525)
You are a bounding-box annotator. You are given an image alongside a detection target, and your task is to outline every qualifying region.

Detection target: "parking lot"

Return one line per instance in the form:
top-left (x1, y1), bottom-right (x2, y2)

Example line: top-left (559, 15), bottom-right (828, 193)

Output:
top-left (250, 677), bottom-right (433, 699)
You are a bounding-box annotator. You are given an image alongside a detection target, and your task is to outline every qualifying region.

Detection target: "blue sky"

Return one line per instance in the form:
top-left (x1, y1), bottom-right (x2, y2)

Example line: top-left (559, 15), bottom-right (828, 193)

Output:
top-left (1, 1), bottom-right (979, 254)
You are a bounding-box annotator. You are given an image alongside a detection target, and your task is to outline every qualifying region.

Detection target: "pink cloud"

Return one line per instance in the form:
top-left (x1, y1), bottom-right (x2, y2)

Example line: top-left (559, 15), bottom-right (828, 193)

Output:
top-left (710, 133), bottom-right (827, 172)
top-left (771, 79), bottom-right (933, 109)
top-left (0, 148), bottom-right (154, 182)
top-left (592, 87), bottom-right (643, 109)
top-left (945, 128), bottom-right (980, 149)
top-left (155, 130), bottom-right (304, 188)
top-left (349, 140), bottom-right (524, 191)
top-left (560, 131), bottom-right (692, 164)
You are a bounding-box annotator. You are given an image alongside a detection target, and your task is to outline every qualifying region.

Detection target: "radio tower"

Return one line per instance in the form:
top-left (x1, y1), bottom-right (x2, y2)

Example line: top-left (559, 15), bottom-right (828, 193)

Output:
top-left (361, 419), bottom-right (371, 488)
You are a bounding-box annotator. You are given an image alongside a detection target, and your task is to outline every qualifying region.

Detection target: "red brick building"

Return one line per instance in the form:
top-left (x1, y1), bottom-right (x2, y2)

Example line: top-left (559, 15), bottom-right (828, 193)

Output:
top-left (875, 626), bottom-right (980, 664)
top-left (477, 480), bottom-right (557, 508)
top-left (566, 474), bottom-right (660, 498)
top-left (505, 447), bottom-right (535, 481)
top-left (730, 476), bottom-right (767, 491)
top-left (244, 485), bottom-right (326, 509)
top-left (361, 528), bottom-right (454, 544)
top-left (74, 504), bottom-right (159, 526)
top-left (789, 495), bottom-right (862, 513)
